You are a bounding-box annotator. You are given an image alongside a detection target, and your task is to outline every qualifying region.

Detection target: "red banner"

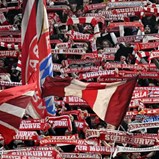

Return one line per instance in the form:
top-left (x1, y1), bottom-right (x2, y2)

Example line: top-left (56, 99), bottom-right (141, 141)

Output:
top-left (84, 3), bottom-right (107, 12)
top-left (2, 150), bottom-right (62, 158)
top-left (0, 37), bottom-right (21, 43)
top-left (62, 59), bottom-right (101, 67)
top-left (13, 131), bottom-right (38, 140)
top-left (112, 7), bottom-right (143, 15)
top-left (135, 86), bottom-right (159, 91)
top-left (0, 50), bottom-right (19, 57)
top-left (0, 25), bottom-right (14, 30)
top-left (128, 122), bottom-right (159, 132)
top-left (53, 63), bottom-right (62, 72)
top-left (19, 120), bottom-right (50, 131)
top-left (104, 63), bottom-right (138, 70)
top-left (86, 129), bottom-right (156, 146)
top-left (98, 77), bottom-right (125, 82)
top-left (62, 66), bottom-right (100, 74)
top-left (75, 120), bottom-right (89, 131)
top-left (62, 152), bottom-right (102, 159)
top-left (117, 34), bottom-right (143, 43)
top-left (79, 70), bottom-right (116, 79)
top-left (149, 51), bottom-right (159, 60)
top-left (0, 30), bottom-right (21, 36)
top-left (63, 96), bottom-right (88, 106)
top-left (127, 108), bottom-right (159, 116)
top-left (52, 48), bottom-right (86, 54)
top-left (118, 70), bottom-right (159, 79)
top-left (135, 41), bottom-right (159, 50)
top-left (107, 1), bottom-right (146, 8)
top-left (108, 22), bottom-right (144, 32)
top-left (40, 137), bottom-right (98, 146)
top-left (141, 98), bottom-right (159, 104)
top-left (100, 132), bottom-right (156, 146)
top-left (74, 145), bottom-right (114, 155)
top-left (48, 115), bottom-right (72, 132)
top-left (132, 90), bottom-right (149, 99)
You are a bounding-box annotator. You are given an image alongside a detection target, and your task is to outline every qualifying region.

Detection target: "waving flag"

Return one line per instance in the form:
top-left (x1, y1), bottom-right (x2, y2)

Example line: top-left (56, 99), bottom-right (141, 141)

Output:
top-left (42, 76), bottom-right (138, 127)
top-left (21, 0), bottom-right (55, 118)
top-left (0, 83), bottom-right (36, 144)
top-left (38, 0), bottom-right (56, 115)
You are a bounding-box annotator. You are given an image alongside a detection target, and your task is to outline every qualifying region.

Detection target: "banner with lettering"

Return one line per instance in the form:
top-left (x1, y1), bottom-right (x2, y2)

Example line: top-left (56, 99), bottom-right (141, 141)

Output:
top-left (74, 145), bottom-right (114, 155)
top-left (40, 137), bottom-right (98, 146)
top-left (13, 131), bottom-right (39, 140)
top-left (62, 152), bottom-right (102, 159)
top-left (48, 115), bottom-right (72, 132)
top-left (128, 122), bottom-right (159, 132)
top-left (79, 70), bottom-right (116, 80)
top-left (63, 96), bottom-right (88, 106)
top-left (113, 145), bottom-right (159, 158)
top-left (62, 66), bottom-right (100, 74)
top-left (52, 48), bottom-right (86, 55)
top-left (19, 120), bottom-right (50, 131)
top-left (132, 90), bottom-right (149, 99)
top-left (86, 129), bottom-right (156, 146)
top-left (2, 147), bottom-right (63, 159)
top-left (0, 50), bottom-right (19, 57)
top-left (62, 59), bottom-right (101, 67)
top-left (0, 37), bottom-right (21, 43)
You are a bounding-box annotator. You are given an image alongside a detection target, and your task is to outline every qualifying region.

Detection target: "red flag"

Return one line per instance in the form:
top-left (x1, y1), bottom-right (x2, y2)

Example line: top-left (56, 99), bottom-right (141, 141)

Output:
top-left (0, 83), bottom-right (36, 144)
top-left (42, 76), bottom-right (138, 127)
top-left (21, 0), bottom-right (55, 118)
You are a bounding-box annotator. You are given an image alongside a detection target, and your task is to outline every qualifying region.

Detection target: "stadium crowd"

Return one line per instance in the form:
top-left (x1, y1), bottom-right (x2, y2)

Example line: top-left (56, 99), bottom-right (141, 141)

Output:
top-left (1, 0), bottom-right (159, 158)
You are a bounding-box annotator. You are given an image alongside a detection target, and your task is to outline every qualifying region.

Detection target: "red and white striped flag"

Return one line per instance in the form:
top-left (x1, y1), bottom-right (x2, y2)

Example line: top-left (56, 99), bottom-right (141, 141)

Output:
top-left (0, 83), bottom-right (36, 144)
top-left (42, 76), bottom-right (138, 127)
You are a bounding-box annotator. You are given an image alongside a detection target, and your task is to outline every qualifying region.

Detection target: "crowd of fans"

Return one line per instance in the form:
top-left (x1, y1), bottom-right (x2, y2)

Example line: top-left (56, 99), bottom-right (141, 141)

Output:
top-left (1, 0), bottom-right (159, 158)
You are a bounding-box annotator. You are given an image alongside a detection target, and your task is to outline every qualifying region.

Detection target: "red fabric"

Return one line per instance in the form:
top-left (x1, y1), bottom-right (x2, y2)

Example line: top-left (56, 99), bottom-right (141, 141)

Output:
top-left (0, 124), bottom-right (16, 144)
top-left (42, 76), bottom-right (138, 127)
top-left (21, 0), bottom-right (54, 118)
top-left (0, 83), bottom-right (35, 144)
top-left (21, 1), bottom-right (37, 83)
top-left (0, 82), bottom-right (35, 104)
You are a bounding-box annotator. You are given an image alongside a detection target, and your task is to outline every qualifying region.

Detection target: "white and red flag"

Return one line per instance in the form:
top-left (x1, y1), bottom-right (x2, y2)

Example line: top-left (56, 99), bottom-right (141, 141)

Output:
top-left (42, 76), bottom-right (138, 127)
top-left (0, 83), bottom-right (36, 144)
top-left (21, 0), bottom-right (55, 118)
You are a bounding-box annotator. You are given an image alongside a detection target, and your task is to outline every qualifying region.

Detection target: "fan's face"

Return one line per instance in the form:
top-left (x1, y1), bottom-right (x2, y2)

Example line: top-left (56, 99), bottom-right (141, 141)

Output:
top-left (0, 60), bottom-right (4, 67)
top-left (70, 4), bottom-right (77, 12)
top-left (76, 9), bottom-right (83, 16)
top-left (103, 40), bottom-right (110, 48)
top-left (144, 25), bottom-right (151, 33)
top-left (83, 0), bottom-right (89, 6)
